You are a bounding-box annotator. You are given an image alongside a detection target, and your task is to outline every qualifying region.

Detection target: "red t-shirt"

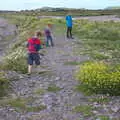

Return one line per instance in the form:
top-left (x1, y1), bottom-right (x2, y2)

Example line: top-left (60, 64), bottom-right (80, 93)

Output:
top-left (27, 37), bottom-right (41, 53)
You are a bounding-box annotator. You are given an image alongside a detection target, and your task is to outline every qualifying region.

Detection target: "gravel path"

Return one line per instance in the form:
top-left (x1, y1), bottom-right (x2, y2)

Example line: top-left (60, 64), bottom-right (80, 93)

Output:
top-left (0, 17), bottom-right (120, 120)
top-left (6, 36), bottom-right (90, 120)
top-left (73, 15), bottom-right (120, 22)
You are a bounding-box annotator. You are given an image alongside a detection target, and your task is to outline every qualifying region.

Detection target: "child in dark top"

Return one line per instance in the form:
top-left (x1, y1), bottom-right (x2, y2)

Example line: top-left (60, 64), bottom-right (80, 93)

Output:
top-left (44, 24), bottom-right (54, 47)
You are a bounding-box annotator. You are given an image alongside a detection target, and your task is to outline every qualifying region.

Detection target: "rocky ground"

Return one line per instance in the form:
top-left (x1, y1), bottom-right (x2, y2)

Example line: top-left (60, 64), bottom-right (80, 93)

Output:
top-left (0, 17), bottom-right (120, 120)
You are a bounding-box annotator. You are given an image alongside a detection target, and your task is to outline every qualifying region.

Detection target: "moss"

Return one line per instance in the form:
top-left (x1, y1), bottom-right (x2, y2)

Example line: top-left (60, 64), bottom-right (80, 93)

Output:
top-left (26, 105), bottom-right (47, 112)
top-left (34, 88), bottom-right (46, 95)
top-left (73, 104), bottom-right (94, 117)
top-left (47, 84), bottom-right (61, 92)
top-left (64, 61), bottom-right (81, 66)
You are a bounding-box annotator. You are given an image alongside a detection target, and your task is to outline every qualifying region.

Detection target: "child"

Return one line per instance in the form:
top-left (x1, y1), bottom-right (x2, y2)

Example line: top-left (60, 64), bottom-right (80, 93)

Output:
top-left (27, 31), bottom-right (42, 74)
top-left (44, 24), bottom-right (54, 47)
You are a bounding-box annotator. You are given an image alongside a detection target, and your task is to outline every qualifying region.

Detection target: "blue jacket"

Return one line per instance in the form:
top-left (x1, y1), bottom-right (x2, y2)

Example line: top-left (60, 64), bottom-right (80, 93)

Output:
top-left (66, 15), bottom-right (72, 27)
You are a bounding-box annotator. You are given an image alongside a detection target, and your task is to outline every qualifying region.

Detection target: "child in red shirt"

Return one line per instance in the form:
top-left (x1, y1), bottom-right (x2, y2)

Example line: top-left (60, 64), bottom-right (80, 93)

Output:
top-left (27, 31), bottom-right (42, 74)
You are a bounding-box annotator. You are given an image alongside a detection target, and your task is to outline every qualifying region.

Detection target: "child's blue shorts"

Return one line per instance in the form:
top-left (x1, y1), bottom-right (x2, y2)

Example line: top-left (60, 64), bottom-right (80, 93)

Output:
top-left (28, 53), bottom-right (40, 65)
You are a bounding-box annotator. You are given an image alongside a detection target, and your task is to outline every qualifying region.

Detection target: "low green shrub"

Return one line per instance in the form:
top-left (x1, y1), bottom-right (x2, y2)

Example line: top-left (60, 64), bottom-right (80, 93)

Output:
top-left (76, 62), bottom-right (120, 95)
top-left (3, 47), bottom-right (27, 74)
top-left (0, 72), bottom-right (9, 97)
top-left (74, 20), bottom-right (120, 41)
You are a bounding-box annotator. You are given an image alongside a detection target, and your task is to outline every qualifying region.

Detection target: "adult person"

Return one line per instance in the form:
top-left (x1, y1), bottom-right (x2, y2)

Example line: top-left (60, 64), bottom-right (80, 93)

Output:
top-left (27, 31), bottom-right (42, 74)
top-left (65, 13), bottom-right (74, 39)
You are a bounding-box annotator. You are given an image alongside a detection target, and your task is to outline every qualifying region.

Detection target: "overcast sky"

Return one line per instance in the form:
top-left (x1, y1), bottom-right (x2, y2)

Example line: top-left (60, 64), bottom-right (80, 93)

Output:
top-left (1, 0), bottom-right (120, 10)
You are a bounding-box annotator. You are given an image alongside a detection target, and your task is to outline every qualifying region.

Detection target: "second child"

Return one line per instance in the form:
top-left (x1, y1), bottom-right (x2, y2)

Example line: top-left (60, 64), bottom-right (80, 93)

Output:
top-left (44, 24), bottom-right (54, 47)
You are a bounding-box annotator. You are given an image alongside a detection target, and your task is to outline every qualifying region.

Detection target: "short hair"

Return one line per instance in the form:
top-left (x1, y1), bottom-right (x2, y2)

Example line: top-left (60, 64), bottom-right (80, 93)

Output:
top-left (35, 31), bottom-right (42, 37)
top-left (47, 24), bottom-right (52, 28)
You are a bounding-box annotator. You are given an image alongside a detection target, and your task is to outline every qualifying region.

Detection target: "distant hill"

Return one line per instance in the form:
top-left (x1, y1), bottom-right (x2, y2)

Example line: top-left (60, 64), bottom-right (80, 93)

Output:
top-left (35, 7), bottom-right (79, 12)
top-left (106, 6), bottom-right (120, 10)
top-left (1, 7), bottom-right (120, 17)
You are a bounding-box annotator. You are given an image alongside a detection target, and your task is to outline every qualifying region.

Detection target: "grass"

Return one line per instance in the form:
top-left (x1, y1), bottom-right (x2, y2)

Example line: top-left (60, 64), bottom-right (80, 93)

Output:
top-left (0, 72), bottom-right (9, 97)
top-left (47, 84), bottom-right (62, 92)
top-left (74, 20), bottom-right (120, 96)
top-left (34, 88), bottom-right (46, 95)
top-left (4, 34), bottom-right (15, 41)
top-left (0, 97), bottom-right (47, 112)
top-left (64, 61), bottom-right (81, 66)
top-left (26, 105), bottom-right (47, 112)
top-left (91, 52), bottom-right (110, 60)
top-left (75, 84), bottom-right (93, 96)
top-left (8, 98), bottom-right (26, 111)
top-left (89, 96), bottom-right (110, 104)
top-left (37, 70), bottom-right (51, 75)
top-left (96, 115), bottom-right (110, 120)
top-left (72, 104), bottom-right (94, 117)
top-left (74, 20), bottom-right (120, 63)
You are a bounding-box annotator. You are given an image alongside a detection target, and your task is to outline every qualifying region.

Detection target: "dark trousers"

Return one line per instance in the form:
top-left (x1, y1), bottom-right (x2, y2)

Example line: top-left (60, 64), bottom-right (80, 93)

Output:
top-left (67, 27), bottom-right (72, 38)
top-left (46, 36), bottom-right (54, 47)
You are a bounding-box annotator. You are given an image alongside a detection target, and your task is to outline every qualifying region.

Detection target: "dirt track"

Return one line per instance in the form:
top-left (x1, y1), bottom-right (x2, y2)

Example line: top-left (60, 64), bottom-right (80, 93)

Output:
top-left (38, 15), bottom-right (120, 22)
top-left (74, 15), bottom-right (120, 21)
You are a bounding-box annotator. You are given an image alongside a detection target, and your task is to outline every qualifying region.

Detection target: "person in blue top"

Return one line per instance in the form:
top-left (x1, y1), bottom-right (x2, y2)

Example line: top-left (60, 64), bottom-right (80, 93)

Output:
top-left (66, 13), bottom-right (74, 39)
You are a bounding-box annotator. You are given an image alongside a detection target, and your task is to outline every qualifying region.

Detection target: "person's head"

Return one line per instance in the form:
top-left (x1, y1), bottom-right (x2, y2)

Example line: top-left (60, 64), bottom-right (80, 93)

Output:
top-left (34, 31), bottom-right (42, 37)
top-left (47, 23), bottom-right (52, 29)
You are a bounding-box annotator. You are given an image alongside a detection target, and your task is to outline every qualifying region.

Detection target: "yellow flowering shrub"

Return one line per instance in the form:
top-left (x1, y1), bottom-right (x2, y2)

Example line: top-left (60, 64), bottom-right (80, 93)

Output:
top-left (76, 62), bottom-right (120, 95)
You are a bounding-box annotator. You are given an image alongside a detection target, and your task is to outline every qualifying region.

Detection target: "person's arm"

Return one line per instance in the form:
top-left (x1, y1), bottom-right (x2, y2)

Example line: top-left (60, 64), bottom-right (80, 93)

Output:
top-left (26, 42), bottom-right (29, 48)
top-left (66, 16), bottom-right (68, 20)
top-left (26, 39), bottom-right (29, 48)
top-left (36, 40), bottom-right (42, 51)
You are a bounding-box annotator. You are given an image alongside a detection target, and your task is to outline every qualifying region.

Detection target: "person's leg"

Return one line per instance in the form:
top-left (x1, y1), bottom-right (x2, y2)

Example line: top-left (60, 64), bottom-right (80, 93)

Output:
top-left (34, 53), bottom-right (40, 73)
top-left (28, 65), bottom-right (32, 74)
top-left (66, 27), bottom-right (70, 38)
top-left (27, 53), bottom-right (33, 74)
top-left (69, 27), bottom-right (73, 38)
top-left (49, 36), bottom-right (54, 47)
top-left (34, 53), bottom-right (40, 66)
top-left (46, 36), bottom-right (49, 47)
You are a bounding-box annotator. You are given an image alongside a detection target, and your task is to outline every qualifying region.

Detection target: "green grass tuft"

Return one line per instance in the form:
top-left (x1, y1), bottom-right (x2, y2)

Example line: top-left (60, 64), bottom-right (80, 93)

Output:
top-left (34, 88), bottom-right (46, 95)
top-left (72, 104), bottom-right (94, 117)
top-left (0, 72), bottom-right (9, 97)
top-left (64, 61), bottom-right (81, 66)
top-left (47, 84), bottom-right (61, 92)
